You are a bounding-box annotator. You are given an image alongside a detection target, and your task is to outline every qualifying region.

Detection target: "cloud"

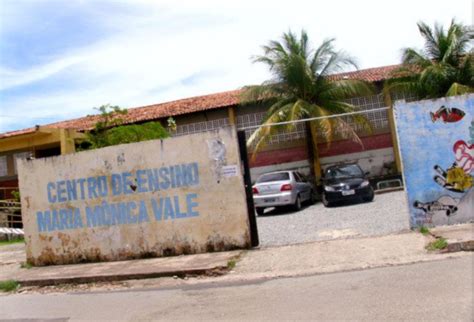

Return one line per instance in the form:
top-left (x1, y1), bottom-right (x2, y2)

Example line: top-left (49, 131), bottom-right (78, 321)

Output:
top-left (0, 0), bottom-right (472, 132)
top-left (0, 55), bottom-right (86, 90)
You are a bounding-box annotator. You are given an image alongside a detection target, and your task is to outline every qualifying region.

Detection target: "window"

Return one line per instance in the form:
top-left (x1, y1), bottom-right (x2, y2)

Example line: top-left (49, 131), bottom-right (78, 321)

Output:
top-left (293, 172), bottom-right (302, 182)
top-left (257, 172), bottom-right (290, 183)
top-left (325, 164), bottom-right (364, 179)
top-left (0, 156), bottom-right (7, 177)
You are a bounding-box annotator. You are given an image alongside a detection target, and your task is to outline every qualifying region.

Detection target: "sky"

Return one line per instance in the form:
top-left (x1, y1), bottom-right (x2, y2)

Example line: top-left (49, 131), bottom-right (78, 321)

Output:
top-left (0, 0), bottom-right (472, 133)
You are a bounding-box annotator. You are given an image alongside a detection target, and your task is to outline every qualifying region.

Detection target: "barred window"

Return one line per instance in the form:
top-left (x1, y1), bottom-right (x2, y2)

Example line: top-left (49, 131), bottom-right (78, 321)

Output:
top-left (173, 118), bottom-right (230, 137)
top-left (0, 156), bottom-right (7, 177)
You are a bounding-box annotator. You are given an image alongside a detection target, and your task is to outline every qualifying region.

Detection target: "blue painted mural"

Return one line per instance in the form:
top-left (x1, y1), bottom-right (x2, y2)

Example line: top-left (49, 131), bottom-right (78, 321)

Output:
top-left (394, 94), bottom-right (474, 227)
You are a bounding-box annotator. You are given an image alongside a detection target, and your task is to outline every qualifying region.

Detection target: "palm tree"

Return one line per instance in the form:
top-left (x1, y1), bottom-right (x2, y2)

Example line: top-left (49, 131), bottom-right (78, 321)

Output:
top-left (241, 30), bottom-right (373, 176)
top-left (385, 20), bottom-right (473, 101)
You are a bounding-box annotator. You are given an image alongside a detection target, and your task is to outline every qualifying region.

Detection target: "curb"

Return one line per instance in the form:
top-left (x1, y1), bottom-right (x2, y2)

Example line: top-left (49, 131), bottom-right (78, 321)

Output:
top-left (374, 186), bottom-right (404, 194)
top-left (443, 240), bottom-right (474, 253)
top-left (16, 265), bottom-right (229, 287)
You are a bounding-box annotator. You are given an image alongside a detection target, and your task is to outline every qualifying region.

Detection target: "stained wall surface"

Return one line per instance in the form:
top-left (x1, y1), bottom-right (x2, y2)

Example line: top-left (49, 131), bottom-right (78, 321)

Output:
top-left (394, 94), bottom-right (474, 227)
top-left (18, 127), bottom-right (251, 265)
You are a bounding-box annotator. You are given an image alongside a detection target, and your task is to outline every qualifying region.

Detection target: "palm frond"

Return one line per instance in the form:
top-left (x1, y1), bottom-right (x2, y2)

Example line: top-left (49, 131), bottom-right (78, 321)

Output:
top-left (319, 50), bottom-right (358, 77)
top-left (244, 29), bottom-right (373, 155)
top-left (446, 82), bottom-right (474, 96)
top-left (326, 101), bottom-right (373, 135)
top-left (310, 38), bottom-right (335, 74)
top-left (286, 99), bottom-right (309, 132)
top-left (417, 21), bottom-right (440, 60)
top-left (247, 103), bottom-right (294, 157)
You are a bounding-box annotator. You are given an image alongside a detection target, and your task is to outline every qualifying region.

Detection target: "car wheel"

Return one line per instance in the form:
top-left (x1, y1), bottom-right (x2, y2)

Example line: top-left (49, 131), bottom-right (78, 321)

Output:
top-left (362, 189), bottom-right (375, 202)
top-left (322, 192), bottom-right (332, 207)
top-left (256, 207), bottom-right (265, 216)
top-left (293, 195), bottom-right (302, 211)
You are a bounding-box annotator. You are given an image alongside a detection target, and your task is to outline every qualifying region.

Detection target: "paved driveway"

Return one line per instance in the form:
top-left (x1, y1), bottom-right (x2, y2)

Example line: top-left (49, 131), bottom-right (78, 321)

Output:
top-left (256, 190), bottom-right (411, 247)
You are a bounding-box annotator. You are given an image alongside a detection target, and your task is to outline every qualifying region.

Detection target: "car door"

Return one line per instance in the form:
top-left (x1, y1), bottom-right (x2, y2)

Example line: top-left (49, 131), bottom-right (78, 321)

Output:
top-left (293, 172), bottom-right (310, 201)
top-left (299, 172), bottom-right (313, 201)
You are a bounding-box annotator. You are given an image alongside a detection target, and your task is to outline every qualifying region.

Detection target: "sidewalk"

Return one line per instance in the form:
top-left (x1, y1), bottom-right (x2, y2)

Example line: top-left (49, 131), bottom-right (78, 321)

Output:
top-left (0, 223), bottom-right (472, 288)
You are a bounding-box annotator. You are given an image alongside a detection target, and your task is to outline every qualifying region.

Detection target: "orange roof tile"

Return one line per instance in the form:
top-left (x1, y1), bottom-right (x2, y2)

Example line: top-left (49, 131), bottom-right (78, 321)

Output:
top-left (329, 64), bottom-right (401, 82)
top-left (1, 64), bottom-right (402, 139)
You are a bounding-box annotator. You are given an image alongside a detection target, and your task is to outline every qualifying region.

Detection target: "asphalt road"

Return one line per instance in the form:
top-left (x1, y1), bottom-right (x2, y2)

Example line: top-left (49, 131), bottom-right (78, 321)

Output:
top-left (256, 190), bottom-right (411, 246)
top-left (1, 255), bottom-right (472, 321)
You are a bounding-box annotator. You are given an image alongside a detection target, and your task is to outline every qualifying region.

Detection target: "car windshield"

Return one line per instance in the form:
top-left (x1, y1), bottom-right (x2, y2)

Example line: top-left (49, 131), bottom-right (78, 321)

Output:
top-left (325, 164), bottom-right (363, 179)
top-left (257, 172), bottom-right (290, 183)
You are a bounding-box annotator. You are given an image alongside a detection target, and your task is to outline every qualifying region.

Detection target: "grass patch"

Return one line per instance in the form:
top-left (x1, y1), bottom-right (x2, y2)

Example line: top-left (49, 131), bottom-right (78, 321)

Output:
top-left (419, 226), bottom-right (430, 235)
top-left (227, 259), bottom-right (237, 270)
top-left (20, 262), bottom-right (33, 269)
top-left (0, 238), bottom-right (24, 246)
top-left (426, 237), bottom-right (448, 251)
top-left (0, 280), bottom-right (20, 292)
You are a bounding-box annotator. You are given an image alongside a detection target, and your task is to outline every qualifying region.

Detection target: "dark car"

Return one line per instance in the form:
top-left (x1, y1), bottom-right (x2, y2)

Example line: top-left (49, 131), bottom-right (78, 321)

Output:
top-left (321, 163), bottom-right (374, 207)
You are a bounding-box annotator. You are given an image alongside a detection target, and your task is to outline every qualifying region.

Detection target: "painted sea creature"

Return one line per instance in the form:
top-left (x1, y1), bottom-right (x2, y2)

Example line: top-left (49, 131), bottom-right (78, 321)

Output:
top-left (430, 106), bottom-right (465, 123)
top-left (434, 164), bottom-right (473, 193)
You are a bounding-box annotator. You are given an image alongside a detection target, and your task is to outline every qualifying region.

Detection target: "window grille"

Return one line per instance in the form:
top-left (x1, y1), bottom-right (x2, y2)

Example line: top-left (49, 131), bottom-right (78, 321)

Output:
top-left (173, 118), bottom-right (230, 137)
top-left (0, 156), bottom-right (7, 177)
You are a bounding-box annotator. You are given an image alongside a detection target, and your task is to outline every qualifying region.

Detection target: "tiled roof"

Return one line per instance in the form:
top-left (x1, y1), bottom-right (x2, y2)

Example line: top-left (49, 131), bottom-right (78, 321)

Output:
top-left (47, 89), bottom-right (243, 131)
top-left (0, 90), bottom-right (242, 139)
top-left (0, 127), bottom-right (37, 139)
top-left (329, 64), bottom-right (401, 82)
top-left (1, 64), bottom-right (402, 139)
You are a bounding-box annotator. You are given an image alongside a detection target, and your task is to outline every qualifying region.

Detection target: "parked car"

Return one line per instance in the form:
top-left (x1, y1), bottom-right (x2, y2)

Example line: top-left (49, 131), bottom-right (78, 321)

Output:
top-left (321, 163), bottom-right (374, 207)
top-left (252, 170), bottom-right (315, 215)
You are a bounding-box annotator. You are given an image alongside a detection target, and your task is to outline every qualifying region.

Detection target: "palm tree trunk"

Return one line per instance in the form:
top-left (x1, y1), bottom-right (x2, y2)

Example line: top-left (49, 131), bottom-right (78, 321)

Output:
top-left (307, 121), bottom-right (322, 183)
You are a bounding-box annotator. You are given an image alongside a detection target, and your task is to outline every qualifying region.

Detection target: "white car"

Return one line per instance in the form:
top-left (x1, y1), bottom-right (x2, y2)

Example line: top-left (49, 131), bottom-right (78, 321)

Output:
top-left (252, 171), bottom-right (315, 215)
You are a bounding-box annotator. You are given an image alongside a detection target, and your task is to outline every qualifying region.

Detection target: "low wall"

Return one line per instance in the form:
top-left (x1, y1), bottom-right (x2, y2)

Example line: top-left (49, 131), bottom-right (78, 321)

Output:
top-left (395, 94), bottom-right (474, 227)
top-left (18, 127), bottom-right (251, 265)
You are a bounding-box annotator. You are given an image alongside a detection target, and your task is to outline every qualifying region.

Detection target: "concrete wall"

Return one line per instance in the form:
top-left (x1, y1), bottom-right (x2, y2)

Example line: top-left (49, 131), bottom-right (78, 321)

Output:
top-left (395, 94), bottom-right (474, 227)
top-left (18, 127), bottom-right (251, 265)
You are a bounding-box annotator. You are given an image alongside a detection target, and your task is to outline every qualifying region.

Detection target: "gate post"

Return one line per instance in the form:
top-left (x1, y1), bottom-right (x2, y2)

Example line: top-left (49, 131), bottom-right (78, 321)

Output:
top-left (237, 130), bottom-right (259, 247)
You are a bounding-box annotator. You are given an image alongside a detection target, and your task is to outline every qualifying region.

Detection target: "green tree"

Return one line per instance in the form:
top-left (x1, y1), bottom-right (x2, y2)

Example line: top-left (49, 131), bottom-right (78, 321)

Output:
top-left (82, 104), bottom-right (169, 149)
top-left (241, 30), bottom-right (373, 165)
top-left (385, 19), bottom-right (473, 101)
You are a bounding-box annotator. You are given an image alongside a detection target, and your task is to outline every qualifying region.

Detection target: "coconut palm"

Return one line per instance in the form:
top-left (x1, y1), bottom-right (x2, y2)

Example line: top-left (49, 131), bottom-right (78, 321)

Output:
top-left (385, 20), bottom-right (473, 101)
top-left (241, 30), bottom-right (373, 157)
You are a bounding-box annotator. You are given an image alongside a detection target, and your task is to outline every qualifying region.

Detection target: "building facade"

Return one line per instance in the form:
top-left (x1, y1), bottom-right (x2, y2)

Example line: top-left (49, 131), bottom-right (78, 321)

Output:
top-left (0, 64), bottom-right (410, 195)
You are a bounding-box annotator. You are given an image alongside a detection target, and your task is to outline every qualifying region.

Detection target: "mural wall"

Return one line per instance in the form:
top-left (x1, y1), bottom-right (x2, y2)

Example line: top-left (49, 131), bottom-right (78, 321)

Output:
top-left (395, 94), bottom-right (474, 227)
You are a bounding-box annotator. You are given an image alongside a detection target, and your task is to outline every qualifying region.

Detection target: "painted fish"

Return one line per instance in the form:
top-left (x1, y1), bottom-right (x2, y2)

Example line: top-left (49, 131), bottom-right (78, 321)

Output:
top-left (430, 106), bottom-right (465, 123)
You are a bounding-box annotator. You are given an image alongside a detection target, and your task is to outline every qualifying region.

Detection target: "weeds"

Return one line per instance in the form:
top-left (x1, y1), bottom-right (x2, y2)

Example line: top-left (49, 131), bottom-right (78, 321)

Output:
top-left (426, 237), bottom-right (448, 251)
top-left (0, 238), bottom-right (24, 246)
top-left (20, 262), bottom-right (33, 269)
top-left (227, 259), bottom-right (237, 270)
top-left (0, 280), bottom-right (20, 292)
top-left (419, 226), bottom-right (430, 235)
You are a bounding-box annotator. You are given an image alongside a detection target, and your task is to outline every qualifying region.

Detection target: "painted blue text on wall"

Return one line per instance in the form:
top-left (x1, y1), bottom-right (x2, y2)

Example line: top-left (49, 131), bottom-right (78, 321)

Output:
top-left (36, 162), bottom-right (200, 232)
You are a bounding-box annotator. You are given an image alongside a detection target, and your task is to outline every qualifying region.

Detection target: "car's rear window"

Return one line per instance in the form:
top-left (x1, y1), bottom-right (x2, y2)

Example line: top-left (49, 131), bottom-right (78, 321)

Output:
top-left (257, 172), bottom-right (290, 183)
top-left (325, 164), bottom-right (363, 179)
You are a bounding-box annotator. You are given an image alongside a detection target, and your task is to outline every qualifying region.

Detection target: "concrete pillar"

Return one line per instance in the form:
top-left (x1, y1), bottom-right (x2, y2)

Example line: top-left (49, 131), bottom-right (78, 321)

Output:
top-left (387, 107), bottom-right (402, 174)
top-left (59, 129), bottom-right (75, 155)
top-left (228, 107), bottom-right (236, 126)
